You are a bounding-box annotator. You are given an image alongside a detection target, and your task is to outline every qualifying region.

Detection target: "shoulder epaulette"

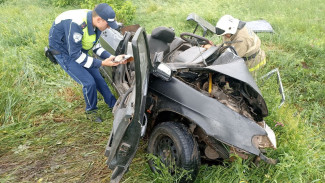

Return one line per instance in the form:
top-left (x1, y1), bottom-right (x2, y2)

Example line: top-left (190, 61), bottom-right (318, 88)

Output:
top-left (80, 21), bottom-right (87, 29)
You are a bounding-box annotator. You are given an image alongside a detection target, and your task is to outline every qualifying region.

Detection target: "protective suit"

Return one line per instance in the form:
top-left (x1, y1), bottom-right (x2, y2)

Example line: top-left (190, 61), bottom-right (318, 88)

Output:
top-left (216, 15), bottom-right (266, 73)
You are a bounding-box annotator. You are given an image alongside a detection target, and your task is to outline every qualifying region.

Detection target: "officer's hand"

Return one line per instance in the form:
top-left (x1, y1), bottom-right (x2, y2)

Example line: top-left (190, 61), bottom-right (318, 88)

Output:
top-left (101, 55), bottom-right (119, 67)
top-left (201, 41), bottom-right (214, 49)
top-left (115, 54), bottom-right (133, 64)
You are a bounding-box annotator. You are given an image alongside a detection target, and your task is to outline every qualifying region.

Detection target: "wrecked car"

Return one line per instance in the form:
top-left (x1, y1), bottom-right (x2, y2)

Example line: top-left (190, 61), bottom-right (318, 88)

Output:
top-left (99, 26), bottom-right (278, 182)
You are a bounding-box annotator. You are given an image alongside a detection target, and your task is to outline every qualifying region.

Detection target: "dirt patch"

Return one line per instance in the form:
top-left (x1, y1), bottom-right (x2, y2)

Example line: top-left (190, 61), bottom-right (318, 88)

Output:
top-left (58, 87), bottom-right (82, 103)
top-left (0, 153), bottom-right (50, 182)
top-left (301, 61), bottom-right (309, 69)
top-left (0, 144), bottom-right (111, 182)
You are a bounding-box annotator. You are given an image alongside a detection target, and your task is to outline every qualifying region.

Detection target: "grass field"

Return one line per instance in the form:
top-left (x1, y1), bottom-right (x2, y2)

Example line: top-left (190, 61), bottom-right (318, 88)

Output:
top-left (0, 0), bottom-right (324, 182)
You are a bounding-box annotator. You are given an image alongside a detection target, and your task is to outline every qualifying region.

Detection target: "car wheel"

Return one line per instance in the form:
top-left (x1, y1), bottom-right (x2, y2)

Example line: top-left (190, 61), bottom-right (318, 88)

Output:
top-left (148, 122), bottom-right (200, 182)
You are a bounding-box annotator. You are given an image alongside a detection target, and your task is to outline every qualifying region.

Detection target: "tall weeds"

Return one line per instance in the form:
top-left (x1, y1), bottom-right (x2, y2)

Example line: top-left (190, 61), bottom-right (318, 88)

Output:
top-left (0, 0), bottom-right (323, 182)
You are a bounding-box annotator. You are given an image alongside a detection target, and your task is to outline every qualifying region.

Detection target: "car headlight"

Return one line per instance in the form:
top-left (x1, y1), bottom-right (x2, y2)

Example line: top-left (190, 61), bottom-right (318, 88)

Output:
top-left (252, 123), bottom-right (276, 149)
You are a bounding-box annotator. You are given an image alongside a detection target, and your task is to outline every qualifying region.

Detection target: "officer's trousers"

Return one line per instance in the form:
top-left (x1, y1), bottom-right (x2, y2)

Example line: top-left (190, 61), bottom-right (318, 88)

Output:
top-left (54, 54), bottom-right (116, 112)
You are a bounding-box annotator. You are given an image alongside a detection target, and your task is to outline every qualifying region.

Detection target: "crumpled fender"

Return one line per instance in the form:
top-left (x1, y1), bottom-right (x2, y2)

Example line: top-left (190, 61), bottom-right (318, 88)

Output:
top-left (149, 76), bottom-right (266, 155)
top-left (207, 53), bottom-right (268, 117)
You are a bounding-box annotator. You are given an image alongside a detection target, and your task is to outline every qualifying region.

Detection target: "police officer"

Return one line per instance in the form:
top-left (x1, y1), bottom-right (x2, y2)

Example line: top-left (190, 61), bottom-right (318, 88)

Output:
top-left (216, 15), bottom-right (266, 73)
top-left (48, 3), bottom-right (125, 122)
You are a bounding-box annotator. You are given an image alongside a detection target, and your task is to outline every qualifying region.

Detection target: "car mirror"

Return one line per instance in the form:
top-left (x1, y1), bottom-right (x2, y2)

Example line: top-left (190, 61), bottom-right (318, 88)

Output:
top-left (153, 63), bottom-right (172, 81)
top-left (152, 52), bottom-right (172, 81)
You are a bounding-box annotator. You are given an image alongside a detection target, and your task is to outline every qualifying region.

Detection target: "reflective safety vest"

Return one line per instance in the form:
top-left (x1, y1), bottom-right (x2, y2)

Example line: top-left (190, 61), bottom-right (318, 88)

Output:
top-left (81, 10), bottom-right (97, 51)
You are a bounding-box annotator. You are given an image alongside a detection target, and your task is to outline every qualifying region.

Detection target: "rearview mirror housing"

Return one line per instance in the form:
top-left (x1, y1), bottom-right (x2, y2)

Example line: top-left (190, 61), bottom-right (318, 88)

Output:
top-left (154, 63), bottom-right (172, 81)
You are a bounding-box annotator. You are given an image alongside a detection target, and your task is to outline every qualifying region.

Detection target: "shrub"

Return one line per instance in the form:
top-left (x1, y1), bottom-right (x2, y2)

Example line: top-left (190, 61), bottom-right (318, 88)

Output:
top-left (49, 0), bottom-right (81, 7)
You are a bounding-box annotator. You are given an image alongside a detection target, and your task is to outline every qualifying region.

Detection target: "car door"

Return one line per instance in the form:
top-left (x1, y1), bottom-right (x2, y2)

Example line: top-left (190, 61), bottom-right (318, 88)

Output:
top-left (104, 27), bottom-right (151, 183)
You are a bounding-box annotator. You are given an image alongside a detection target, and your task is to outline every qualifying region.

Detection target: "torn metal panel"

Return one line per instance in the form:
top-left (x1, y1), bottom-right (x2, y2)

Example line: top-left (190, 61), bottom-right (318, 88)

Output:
top-left (245, 20), bottom-right (274, 33)
top-left (186, 13), bottom-right (274, 35)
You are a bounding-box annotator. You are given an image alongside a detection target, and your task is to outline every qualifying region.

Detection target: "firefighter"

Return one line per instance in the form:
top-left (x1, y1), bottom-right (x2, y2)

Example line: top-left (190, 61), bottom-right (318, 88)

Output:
top-left (48, 3), bottom-right (125, 122)
top-left (206, 15), bottom-right (266, 74)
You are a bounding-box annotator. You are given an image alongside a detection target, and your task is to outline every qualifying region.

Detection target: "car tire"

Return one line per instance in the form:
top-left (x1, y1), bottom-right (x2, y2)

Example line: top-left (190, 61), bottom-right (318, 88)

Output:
top-left (147, 122), bottom-right (200, 182)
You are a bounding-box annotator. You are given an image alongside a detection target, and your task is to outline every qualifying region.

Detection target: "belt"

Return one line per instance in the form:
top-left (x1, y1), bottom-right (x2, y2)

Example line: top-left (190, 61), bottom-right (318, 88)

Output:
top-left (242, 50), bottom-right (259, 61)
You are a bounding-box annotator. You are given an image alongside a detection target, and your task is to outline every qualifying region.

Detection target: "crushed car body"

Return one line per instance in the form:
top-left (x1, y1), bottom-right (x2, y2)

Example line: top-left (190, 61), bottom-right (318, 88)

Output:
top-left (99, 25), bottom-right (278, 182)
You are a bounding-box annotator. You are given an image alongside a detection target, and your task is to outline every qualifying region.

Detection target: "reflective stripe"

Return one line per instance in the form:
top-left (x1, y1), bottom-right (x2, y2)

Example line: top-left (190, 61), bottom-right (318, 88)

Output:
top-left (67, 22), bottom-right (73, 55)
top-left (84, 57), bottom-right (94, 68)
top-left (76, 52), bottom-right (87, 63)
top-left (96, 48), bottom-right (105, 56)
top-left (93, 43), bottom-right (101, 49)
top-left (249, 58), bottom-right (266, 72)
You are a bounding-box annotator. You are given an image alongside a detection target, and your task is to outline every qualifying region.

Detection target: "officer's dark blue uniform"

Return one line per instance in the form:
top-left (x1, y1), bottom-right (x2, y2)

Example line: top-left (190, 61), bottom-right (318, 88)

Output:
top-left (48, 7), bottom-right (117, 113)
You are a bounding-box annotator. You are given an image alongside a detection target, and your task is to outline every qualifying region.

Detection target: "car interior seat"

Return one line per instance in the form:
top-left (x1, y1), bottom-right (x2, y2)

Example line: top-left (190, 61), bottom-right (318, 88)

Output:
top-left (147, 27), bottom-right (175, 60)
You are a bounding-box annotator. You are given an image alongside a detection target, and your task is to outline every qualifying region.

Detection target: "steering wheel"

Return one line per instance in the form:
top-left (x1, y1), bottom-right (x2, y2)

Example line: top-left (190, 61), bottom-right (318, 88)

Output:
top-left (180, 32), bottom-right (210, 46)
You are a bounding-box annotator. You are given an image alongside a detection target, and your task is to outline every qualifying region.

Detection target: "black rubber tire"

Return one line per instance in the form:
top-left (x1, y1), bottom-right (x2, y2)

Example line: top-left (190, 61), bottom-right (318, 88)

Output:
top-left (147, 122), bottom-right (200, 182)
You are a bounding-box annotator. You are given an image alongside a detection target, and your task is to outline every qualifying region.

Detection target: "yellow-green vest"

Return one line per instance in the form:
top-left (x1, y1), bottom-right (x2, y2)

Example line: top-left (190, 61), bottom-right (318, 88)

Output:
top-left (81, 11), bottom-right (97, 50)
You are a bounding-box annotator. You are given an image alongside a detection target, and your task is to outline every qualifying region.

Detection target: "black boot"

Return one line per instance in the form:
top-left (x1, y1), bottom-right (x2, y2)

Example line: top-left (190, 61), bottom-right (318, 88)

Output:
top-left (86, 110), bottom-right (103, 123)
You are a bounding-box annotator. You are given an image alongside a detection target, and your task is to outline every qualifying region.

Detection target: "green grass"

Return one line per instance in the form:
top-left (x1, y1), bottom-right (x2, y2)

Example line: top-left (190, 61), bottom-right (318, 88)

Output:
top-left (0, 0), bottom-right (324, 182)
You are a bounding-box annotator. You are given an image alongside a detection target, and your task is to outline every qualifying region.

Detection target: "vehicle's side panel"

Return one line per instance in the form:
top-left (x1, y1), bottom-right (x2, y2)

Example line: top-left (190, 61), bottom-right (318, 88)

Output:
top-left (149, 76), bottom-right (266, 155)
